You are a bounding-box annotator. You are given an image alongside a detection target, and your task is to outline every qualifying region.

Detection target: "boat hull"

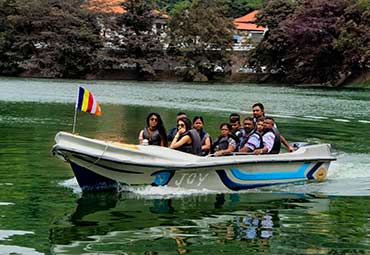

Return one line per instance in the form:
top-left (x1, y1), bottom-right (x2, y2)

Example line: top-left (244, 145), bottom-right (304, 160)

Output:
top-left (52, 132), bottom-right (335, 192)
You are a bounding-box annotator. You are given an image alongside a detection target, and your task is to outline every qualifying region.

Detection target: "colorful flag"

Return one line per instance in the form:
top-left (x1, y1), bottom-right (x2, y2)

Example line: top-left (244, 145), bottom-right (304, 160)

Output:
top-left (76, 86), bottom-right (102, 116)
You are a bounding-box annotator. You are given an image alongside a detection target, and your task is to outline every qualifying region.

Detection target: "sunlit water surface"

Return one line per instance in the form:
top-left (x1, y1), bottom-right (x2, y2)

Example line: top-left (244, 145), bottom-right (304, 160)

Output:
top-left (0, 77), bottom-right (369, 254)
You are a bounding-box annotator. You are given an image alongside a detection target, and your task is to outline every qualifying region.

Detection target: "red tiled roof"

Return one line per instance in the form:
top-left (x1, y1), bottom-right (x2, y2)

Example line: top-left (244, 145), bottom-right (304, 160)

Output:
top-left (85, 0), bottom-right (169, 18)
top-left (86, 0), bottom-right (126, 14)
top-left (151, 9), bottom-right (170, 19)
top-left (234, 10), bottom-right (259, 23)
top-left (234, 10), bottom-right (265, 31)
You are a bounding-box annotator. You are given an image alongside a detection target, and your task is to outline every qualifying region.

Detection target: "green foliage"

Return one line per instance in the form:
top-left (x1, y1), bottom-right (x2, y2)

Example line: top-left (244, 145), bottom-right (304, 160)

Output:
top-left (169, 0), bottom-right (191, 16)
top-left (102, 0), bottom-right (166, 75)
top-left (0, 0), bottom-right (103, 77)
top-left (154, 0), bottom-right (265, 18)
top-left (225, 0), bottom-right (265, 18)
top-left (167, 0), bottom-right (234, 81)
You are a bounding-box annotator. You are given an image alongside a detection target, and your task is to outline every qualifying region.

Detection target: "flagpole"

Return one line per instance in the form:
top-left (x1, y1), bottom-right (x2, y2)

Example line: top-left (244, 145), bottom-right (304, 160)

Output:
top-left (72, 86), bottom-right (79, 133)
top-left (72, 106), bottom-right (77, 134)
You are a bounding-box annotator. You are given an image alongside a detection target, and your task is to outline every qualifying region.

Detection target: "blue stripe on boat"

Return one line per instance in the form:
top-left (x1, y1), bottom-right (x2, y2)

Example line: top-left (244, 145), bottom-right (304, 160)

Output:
top-left (229, 162), bottom-right (311, 181)
top-left (216, 170), bottom-right (274, 191)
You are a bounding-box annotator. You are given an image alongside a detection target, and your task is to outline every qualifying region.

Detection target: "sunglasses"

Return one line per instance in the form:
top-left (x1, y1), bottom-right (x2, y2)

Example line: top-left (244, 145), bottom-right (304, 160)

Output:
top-left (221, 128), bottom-right (229, 131)
top-left (177, 123), bottom-right (185, 128)
top-left (150, 118), bottom-right (158, 122)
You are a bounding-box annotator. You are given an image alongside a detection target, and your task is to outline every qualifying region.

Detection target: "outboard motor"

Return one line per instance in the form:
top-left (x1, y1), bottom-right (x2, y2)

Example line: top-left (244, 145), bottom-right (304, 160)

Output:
top-left (292, 142), bottom-right (311, 150)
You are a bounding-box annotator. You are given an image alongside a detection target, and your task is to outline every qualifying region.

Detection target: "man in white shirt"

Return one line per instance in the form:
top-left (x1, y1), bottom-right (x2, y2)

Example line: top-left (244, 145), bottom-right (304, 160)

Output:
top-left (254, 117), bottom-right (281, 155)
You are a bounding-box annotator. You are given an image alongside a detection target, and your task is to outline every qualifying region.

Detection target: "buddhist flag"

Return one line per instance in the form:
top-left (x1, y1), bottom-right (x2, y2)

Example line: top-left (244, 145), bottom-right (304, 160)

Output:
top-left (76, 86), bottom-right (102, 116)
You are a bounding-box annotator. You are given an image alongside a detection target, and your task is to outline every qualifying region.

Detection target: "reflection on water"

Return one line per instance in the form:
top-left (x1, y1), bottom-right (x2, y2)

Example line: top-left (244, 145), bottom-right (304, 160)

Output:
top-left (49, 191), bottom-right (333, 255)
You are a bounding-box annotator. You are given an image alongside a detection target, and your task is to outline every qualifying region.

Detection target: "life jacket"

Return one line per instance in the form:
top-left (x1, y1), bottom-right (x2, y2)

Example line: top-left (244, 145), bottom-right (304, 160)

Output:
top-left (212, 135), bottom-right (231, 153)
top-left (198, 129), bottom-right (211, 155)
top-left (176, 129), bottom-right (202, 155)
top-left (239, 129), bottom-right (263, 150)
top-left (263, 127), bottom-right (281, 154)
top-left (271, 127), bottom-right (281, 154)
top-left (143, 127), bottom-right (161, 146)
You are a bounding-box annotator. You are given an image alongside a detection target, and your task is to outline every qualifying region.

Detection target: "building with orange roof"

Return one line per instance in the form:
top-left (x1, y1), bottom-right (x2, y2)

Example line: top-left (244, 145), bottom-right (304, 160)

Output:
top-left (84, 0), bottom-right (170, 47)
top-left (85, 0), bottom-right (126, 14)
top-left (233, 10), bottom-right (267, 50)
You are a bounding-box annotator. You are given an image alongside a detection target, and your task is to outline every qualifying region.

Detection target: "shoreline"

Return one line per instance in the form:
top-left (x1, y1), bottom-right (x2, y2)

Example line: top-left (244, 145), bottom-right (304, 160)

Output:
top-left (3, 70), bottom-right (370, 89)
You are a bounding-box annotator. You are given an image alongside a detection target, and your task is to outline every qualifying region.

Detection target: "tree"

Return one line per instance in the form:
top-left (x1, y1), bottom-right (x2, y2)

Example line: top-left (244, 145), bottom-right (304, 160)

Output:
top-left (248, 0), bottom-right (369, 86)
top-left (0, 0), bottom-right (29, 74)
top-left (226, 0), bottom-right (265, 18)
top-left (334, 0), bottom-right (370, 81)
top-left (0, 0), bottom-right (103, 77)
top-left (102, 0), bottom-right (166, 76)
top-left (167, 0), bottom-right (234, 81)
top-left (247, 0), bottom-right (297, 77)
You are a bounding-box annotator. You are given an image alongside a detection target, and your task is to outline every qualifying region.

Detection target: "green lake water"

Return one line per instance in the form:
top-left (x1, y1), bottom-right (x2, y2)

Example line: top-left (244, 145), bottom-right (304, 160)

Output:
top-left (0, 77), bottom-right (369, 254)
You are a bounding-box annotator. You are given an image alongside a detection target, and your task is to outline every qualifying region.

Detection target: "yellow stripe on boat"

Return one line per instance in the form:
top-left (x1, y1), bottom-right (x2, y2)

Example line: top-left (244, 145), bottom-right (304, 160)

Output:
top-left (112, 142), bottom-right (139, 150)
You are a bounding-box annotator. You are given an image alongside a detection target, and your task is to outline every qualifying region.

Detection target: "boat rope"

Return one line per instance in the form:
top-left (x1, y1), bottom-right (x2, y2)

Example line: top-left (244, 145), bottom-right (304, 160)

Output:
top-left (92, 142), bottom-right (111, 165)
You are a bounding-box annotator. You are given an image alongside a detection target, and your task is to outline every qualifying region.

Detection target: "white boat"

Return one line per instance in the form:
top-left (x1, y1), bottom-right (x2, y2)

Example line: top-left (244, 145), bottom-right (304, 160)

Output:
top-left (52, 131), bottom-right (336, 192)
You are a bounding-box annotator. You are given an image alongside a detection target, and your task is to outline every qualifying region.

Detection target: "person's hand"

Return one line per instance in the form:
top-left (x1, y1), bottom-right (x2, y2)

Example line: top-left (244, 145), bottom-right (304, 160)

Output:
top-left (288, 145), bottom-right (295, 152)
top-left (254, 149), bottom-right (263, 155)
top-left (177, 127), bottom-right (185, 135)
top-left (215, 150), bottom-right (224, 156)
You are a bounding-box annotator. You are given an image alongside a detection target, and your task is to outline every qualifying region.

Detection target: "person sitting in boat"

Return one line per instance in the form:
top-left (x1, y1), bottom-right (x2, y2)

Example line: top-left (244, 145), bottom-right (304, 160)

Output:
top-left (167, 112), bottom-right (187, 142)
top-left (229, 112), bottom-right (240, 123)
top-left (170, 117), bottom-right (202, 155)
top-left (138, 112), bottom-right (168, 146)
top-left (212, 123), bottom-right (237, 156)
top-left (239, 117), bottom-right (263, 153)
top-left (254, 117), bottom-right (281, 155)
top-left (193, 116), bottom-right (211, 156)
top-left (256, 117), bottom-right (265, 134)
top-left (252, 102), bottom-right (294, 152)
top-left (230, 119), bottom-right (244, 150)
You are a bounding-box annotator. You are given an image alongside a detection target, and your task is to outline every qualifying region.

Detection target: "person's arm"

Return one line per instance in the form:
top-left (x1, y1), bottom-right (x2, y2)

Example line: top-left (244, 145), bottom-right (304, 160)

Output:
top-left (239, 144), bottom-right (252, 152)
top-left (170, 133), bottom-right (191, 149)
top-left (202, 136), bottom-right (211, 152)
top-left (240, 134), bottom-right (259, 153)
top-left (160, 135), bottom-right (166, 147)
top-left (280, 135), bottom-right (294, 152)
top-left (254, 133), bottom-right (273, 155)
top-left (138, 130), bottom-right (144, 144)
top-left (215, 138), bottom-right (236, 155)
top-left (254, 146), bottom-right (268, 155)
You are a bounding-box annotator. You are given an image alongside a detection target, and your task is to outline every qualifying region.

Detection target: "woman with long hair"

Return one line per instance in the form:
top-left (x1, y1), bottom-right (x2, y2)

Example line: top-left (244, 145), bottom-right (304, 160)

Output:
top-left (138, 112), bottom-right (168, 147)
top-left (170, 117), bottom-right (201, 155)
